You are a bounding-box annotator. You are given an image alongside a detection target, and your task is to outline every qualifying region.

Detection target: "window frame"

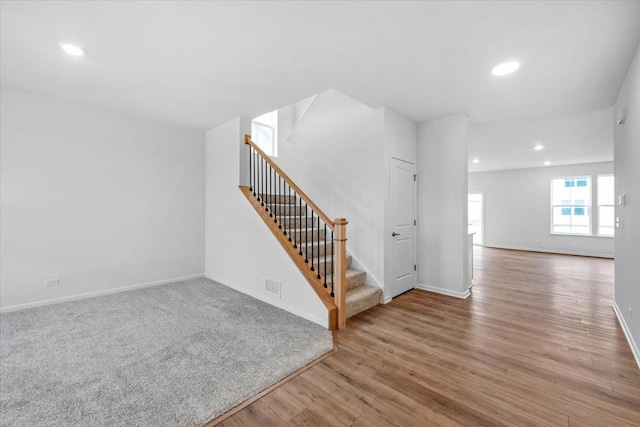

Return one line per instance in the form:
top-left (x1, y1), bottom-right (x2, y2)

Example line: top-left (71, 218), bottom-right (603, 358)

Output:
top-left (596, 174), bottom-right (615, 237)
top-left (251, 110), bottom-right (278, 158)
top-left (550, 176), bottom-right (593, 236)
top-left (549, 174), bottom-right (614, 238)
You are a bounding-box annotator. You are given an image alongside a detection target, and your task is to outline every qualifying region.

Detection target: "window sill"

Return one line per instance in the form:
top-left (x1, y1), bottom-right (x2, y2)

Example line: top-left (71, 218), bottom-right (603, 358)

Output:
top-left (550, 232), bottom-right (614, 239)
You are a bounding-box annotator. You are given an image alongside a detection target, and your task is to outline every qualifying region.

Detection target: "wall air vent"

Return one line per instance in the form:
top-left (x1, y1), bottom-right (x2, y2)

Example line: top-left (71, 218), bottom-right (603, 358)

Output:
top-left (265, 279), bottom-right (281, 298)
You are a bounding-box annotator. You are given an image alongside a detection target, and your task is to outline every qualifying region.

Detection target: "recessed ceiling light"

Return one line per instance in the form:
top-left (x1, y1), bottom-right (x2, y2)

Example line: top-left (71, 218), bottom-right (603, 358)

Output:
top-left (544, 161), bottom-right (551, 166)
top-left (534, 144), bottom-right (544, 151)
top-left (491, 61), bottom-right (520, 76)
top-left (60, 43), bottom-right (84, 57)
top-left (472, 158), bottom-right (480, 164)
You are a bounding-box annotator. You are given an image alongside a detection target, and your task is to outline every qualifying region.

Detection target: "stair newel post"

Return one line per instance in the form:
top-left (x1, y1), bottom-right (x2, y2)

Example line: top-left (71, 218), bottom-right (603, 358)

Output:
top-left (334, 218), bottom-right (348, 330)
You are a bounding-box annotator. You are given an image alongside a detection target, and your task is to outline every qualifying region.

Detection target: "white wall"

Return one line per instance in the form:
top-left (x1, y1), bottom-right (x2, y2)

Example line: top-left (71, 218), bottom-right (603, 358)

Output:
top-left (204, 118), bottom-right (328, 326)
top-left (382, 107), bottom-right (417, 299)
top-left (0, 87), bottom-right (205, 310)
top-left (383, 107), bottom-right (417, 164)
top-left (469, 162), bottom-right (615, 258)
top-left (417, 115), bottom-right (470, 297)
top-left (614, 42), bottom-right (640, 366)
top-left (277, 89), bottom-right (386, 286)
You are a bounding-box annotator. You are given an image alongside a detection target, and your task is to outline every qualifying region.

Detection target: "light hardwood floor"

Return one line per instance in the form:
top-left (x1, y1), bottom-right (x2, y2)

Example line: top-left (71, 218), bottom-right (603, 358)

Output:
top-left (220, 247), bottom-right (640, 426)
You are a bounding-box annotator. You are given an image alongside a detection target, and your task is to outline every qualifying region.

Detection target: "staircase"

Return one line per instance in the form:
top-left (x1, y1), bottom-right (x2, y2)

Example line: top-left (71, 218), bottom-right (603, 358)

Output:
top-left (343, 257), bottom-right (383, 318)
top-left (276, 199), bottom-right (382, 320)
top-left (241, 135), bottom-right (382, 329)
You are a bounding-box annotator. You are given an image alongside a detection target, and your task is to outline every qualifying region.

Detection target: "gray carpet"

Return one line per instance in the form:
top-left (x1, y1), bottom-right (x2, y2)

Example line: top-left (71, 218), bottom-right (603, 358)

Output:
top-left (0, 278), bottom-right (333, 427)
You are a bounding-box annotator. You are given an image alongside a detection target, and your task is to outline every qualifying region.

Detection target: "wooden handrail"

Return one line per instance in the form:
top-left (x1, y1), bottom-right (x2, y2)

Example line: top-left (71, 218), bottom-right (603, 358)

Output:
top-left (245, 135), bottom-right (336, 232)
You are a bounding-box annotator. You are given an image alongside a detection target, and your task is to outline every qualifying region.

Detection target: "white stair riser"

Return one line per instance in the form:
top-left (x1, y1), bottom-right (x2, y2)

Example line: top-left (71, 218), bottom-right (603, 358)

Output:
top-left (346, 288), bottom-right (382, 318)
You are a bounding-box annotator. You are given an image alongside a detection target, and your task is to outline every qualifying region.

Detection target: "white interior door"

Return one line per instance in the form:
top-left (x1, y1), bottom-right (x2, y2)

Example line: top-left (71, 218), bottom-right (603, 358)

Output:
top-left (390, 158), bottom-right (417, 298)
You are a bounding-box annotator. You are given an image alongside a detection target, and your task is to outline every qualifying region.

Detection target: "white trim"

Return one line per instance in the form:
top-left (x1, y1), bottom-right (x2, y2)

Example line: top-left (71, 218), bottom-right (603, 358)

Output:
top-left (549, 232), bottom-right (614, 239)
top-left (415, 283), bottom-right (471, 299)
top-left (286, 91), bottom-right (325, 143)
top-left (0, 273), bottom-right (205, 313)
top-left (483, 244), bottom-right (613, 259)
top-left (205, 274), bottom-right (326, 328)
top-left (383, 295), bottom-right (393, 304)
top-left (613, 303), bottom-right (640, 371)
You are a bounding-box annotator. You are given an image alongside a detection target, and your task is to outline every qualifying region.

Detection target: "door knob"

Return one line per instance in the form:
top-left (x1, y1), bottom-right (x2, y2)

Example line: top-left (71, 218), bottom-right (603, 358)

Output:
top-left (392, 232), bottom-right (400, 237)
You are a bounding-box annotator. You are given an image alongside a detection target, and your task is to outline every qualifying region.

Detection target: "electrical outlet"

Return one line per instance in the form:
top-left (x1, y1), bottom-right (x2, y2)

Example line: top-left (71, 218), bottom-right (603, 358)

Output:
top-left (45, 278), bottom-right (59, 287)
top-left (629, 307), bottom-right (633, 319)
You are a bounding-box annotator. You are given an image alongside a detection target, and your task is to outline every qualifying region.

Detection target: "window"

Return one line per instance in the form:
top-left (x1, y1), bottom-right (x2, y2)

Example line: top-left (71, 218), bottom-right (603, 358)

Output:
top-left (251, 110), bottom-right (278, 157)
top-left (551, 177), bottom-right (591, 235)
top-left (597, 175), bottom-right (615, 236)
top-left (551, 175), bottom-right (615, 237)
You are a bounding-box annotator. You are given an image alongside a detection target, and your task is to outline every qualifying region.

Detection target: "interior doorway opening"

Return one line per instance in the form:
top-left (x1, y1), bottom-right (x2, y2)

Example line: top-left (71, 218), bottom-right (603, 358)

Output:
top-left (468, 192), bottom-right (484, 245)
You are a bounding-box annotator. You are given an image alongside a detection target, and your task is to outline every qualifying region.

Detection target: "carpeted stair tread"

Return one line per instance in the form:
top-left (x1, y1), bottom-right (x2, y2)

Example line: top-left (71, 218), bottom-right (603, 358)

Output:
top-left (279, 216), bottom-right (316, 228)
top-left (289, 228), bottom-right (324, 242)
top-left (300, 240), bottom-right (330, 256)
top-left (346, 284), bottom-right (382, 318)
top-left (261, 194), bottom-right (297, 204)
top-left (327, 268), bottom-right (366, 290)
top-left (256, 193), bottom-right (381, 321)
top-left (306, 255), bottom-right (352, 271)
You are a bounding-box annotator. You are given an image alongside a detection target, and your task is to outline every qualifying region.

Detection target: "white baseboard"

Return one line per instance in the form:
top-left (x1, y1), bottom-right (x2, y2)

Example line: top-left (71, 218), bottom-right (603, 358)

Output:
top-left (415, 283), bottom-right (470, 299)
top-left (483, 244), bottom-right (614, 259)
top-left (0, 273), bottom-right (205, 314)
top-left (205, 274), bottom-right (326, 328)
top-left (613, 303), bottom-right (640, 371)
